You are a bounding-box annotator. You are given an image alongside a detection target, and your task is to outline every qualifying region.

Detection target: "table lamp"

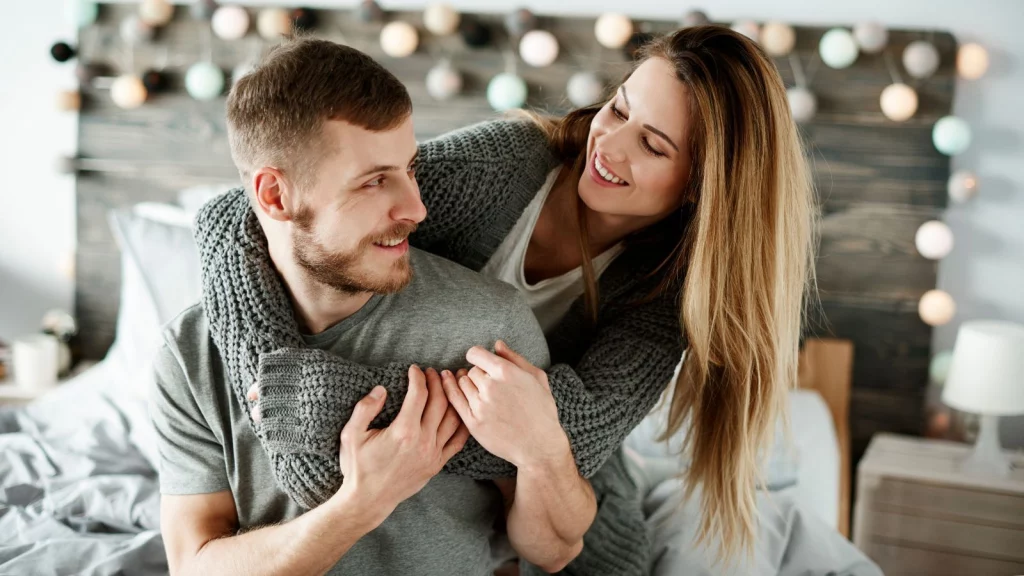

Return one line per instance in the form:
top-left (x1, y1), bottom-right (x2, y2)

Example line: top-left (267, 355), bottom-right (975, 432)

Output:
top-left (942, 320), bottom-right (1024, 477)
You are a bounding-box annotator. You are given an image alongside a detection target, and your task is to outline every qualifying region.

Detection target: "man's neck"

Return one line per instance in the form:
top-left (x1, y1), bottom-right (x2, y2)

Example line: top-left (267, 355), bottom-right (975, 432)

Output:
top-left (270, 248), bottom-right (374, 336)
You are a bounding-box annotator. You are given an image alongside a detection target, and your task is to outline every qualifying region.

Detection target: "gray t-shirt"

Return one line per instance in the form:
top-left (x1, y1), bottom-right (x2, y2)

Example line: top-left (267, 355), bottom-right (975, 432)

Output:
top-left (151, 248), bottom-right (550, 576)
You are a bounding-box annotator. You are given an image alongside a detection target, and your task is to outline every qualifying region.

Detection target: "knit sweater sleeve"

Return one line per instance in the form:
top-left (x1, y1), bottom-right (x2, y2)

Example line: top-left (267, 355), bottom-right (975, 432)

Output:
top-left (409, 118), bottom-right (560, 271)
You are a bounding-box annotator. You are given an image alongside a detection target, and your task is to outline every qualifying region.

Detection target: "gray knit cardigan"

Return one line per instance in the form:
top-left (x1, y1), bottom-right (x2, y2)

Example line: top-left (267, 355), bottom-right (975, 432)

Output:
top-left (193, 119), bottom-right (687, 575)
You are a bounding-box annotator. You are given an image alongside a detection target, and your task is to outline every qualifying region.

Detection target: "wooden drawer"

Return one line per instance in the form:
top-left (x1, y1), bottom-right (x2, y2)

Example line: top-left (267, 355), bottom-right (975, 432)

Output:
top-left (865, 509), bottom-right (1024, 561)
top-left (870, 478), bottom-right (1024, 529)
top-left (864, 541), bottom-right (1024, 576)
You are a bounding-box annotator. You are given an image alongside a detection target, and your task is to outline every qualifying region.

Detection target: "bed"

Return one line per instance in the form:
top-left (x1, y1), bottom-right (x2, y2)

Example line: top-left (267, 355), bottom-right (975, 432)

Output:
top-left (0, 199), bottom-right (869, 575)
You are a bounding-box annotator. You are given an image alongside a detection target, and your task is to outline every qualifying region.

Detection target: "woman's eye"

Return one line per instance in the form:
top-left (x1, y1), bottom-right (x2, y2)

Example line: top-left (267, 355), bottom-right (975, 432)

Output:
top-left (611, 104), bottom-right (627, 120)
top-left (641, 138), bottom-right (666, 158)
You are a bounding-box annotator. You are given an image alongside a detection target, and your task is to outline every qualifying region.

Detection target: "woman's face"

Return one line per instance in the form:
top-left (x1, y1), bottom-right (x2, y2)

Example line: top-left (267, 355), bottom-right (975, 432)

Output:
top-left (579, 57), bottom-right (693, 226)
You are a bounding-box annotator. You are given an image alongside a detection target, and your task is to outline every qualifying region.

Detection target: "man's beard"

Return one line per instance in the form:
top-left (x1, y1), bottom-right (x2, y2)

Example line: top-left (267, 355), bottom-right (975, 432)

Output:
top-left (292, 206), bottom-right (416, 295)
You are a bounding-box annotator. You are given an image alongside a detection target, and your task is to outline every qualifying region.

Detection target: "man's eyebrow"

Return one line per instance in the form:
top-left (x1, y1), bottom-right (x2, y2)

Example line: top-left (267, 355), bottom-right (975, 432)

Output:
top-left (351, 152), bottom-right (420, 181)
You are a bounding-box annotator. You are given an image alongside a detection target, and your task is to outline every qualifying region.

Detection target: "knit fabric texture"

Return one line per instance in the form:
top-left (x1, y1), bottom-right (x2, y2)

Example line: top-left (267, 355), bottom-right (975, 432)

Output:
top-left (193, 119), bottom-right (685, 575)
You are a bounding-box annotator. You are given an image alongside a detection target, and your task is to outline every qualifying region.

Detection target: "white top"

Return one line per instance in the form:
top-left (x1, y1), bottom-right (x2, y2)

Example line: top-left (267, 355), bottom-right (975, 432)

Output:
top-left (481, 168), bottom-right (624, 334)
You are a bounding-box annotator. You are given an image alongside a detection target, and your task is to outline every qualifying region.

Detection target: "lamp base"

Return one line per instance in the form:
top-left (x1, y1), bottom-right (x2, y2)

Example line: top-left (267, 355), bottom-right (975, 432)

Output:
top-left (959, 413), bottom-right (1011, 478)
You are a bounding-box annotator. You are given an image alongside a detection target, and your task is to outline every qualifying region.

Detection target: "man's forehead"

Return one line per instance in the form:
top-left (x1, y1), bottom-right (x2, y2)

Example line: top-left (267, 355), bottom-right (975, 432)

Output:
top-left (322, 118), bottom-right (418, 168)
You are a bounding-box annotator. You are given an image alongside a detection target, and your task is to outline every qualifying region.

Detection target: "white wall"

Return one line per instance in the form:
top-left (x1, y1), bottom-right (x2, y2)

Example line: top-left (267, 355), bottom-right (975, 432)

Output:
top-left (3, 0), bottom-right (1022, 432)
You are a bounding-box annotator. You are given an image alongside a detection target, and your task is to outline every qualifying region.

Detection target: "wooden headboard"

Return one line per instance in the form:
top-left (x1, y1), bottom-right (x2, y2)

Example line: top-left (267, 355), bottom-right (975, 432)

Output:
top-left (72, 4), bottom-right (955, 486)
top-left (798, 338), bottom-right (855, 537)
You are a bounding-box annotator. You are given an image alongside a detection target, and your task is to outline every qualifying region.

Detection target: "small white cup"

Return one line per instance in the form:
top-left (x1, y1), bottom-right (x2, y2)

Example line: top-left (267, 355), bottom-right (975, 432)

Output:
top-left (13, 334), bottom-right (60, 391)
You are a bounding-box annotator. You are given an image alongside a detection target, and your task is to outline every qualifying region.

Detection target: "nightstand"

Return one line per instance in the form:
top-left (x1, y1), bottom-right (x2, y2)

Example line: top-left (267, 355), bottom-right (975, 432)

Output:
top-left (0, 361), bottom-right (97, 406)
top-left (854, 433), bottom-right (1024, 576)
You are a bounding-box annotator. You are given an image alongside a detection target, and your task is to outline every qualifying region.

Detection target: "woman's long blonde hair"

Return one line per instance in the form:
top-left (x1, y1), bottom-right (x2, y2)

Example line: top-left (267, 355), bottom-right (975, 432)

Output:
top-left (528, 26), bottom-right (817, 558)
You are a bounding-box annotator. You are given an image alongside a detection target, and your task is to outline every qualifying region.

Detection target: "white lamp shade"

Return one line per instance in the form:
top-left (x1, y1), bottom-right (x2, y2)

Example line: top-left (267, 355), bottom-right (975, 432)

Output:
top-left (787, 86), bottom-right (817, 123)
top-left (381, 21), bottom-right (419, 58)
top-left (948, 170), bottom-right (979, 203)
top-left (595, 13), bottom-right (633, 49)
top-left (879, 83), bottom-right (918, 122)
top-left (957, 43), bottom-right (989, 80)
top-left (212, 6), bottom-right (250, 40)
top-left (903, 41), bottom-right (940, 79)
top-left (424, 3), bottom-right (460, 36)
top-left (519, 30), bottom-right (559, 67)
top-left (919, 289), bottom-right (956, 326)
top-left (731, 20), bottom-right (760, 42)
top-left (819, 28), bottom-right (859, 69)
top-left (761, 22), bottom-right (795, 56)
top-left (853, 21), bottom-right (888, 54)
top-left (943, 321), bottom-right (1024, 415)
top-left (915, 220), bottom-right (954, 260)
top-left (932, 116), bottom-right (972, 156)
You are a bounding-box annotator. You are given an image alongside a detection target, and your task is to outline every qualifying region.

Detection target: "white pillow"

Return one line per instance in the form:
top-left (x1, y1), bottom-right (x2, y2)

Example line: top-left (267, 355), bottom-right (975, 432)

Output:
top-left (105, 204), bottom-right (202, 469)
top-left (177, 183), bottom-right (235, 220)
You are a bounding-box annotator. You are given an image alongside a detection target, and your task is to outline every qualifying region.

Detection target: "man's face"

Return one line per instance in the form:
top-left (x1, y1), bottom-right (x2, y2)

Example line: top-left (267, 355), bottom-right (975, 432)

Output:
top-left (292, 116), bottom-right (424, 295)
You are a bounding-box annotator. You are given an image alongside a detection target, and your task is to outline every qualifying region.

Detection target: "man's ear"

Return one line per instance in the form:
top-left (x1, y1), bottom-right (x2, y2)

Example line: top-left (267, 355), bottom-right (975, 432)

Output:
top-left (252, 167), bottom-right (296, 222)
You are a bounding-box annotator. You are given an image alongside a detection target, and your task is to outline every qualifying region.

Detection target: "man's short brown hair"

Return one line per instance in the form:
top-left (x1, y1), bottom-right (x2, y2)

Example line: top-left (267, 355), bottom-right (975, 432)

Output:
top-left (227, 37), bottom-right (412, 190)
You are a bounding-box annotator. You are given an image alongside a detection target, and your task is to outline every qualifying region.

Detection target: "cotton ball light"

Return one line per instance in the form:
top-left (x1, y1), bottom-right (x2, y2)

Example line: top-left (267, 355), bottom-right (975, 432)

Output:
top-left (212, 5), bottom-right (249, 40)
top-left (915, 220), bottom-right (954, 260)
top-left (142, 69), bottom-right (167, 93)
top-left (185, 62), bottom-right (225, 101)
top-left (731, 20), bottom-right (760, 42)
top-left (820, 28), bottom-right (859, 69)
top-left (257, 8), bottom-right (292, 40)
top-left (380, 21), bottom-right (419, 58)
top-left (787, 86), bottom-right (817, 123)
top-left (110, 74), bottom-right (148, 109)
top-left (929, 350), bottom-right (954, 385)
top-left (424, 3), bottom-right (460, 36)
top-left (505, 9), bottom-right (537, 37)
top-left (291, 8), bottom-right (318, 31)
top-left (190, 0), bottom-right (218, 20)
top-left (880, 83), bottom-right (918, 122)
top-left (425, 62), bottom-right (462, 101)
top-left (853, 21), bottom-right (888, 54)
top-left (487, 73), bottom-right (528, 111)
top-left (903, 41), bottom-right (940, 79)
top-left (957, 43), bottom-right (989, 80)
top-left (56, 90), bottom-right (81, 112)
top-left (519, 30), bottom-right (559, 68)
top-left (567, 72), bottom-right (604, 108)
top-left (932, 116), bottom-right (972, 156)
top-left (595, 13), bottom-right (633, 49)
top-left (50, 42), bottom-right (76, 63)
top-left (139, 0), bottom-right (174, 27)
top-left (919, 290), bottom-right (956, 326)
top-left (355, 0), bottom-right (385, 23)
top-left (948, 170), bottom-right (979, 203)
top-left (761, 22), bottom-right (795, 56)
top-left (459, 18), bottom-right (492, 48)
top-left (71, 0), bottom-right (99, 27)
top-left (680, 10), bottom-right (710, 28)
top-left (121, 14), bottom-right (156, 43)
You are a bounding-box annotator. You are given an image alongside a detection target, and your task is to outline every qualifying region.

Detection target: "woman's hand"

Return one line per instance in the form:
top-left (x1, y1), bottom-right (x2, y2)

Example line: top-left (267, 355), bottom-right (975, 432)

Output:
top-left (440, 340), bottom-right (570, 469)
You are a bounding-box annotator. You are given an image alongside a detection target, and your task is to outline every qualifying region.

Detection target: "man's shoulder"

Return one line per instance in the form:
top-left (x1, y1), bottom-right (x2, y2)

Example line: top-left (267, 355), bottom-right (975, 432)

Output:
top-left (408, 248), bottom-right (521, 304)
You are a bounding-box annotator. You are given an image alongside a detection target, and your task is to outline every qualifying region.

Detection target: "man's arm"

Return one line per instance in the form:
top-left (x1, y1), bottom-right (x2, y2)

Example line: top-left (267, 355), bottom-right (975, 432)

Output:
top-left (161, 485), bottom-right (386, 576)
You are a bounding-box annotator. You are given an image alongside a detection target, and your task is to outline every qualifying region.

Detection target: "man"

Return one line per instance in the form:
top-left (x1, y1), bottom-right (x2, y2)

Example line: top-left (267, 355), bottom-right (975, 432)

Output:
top-left (152, 39), bottom-right (594, 575)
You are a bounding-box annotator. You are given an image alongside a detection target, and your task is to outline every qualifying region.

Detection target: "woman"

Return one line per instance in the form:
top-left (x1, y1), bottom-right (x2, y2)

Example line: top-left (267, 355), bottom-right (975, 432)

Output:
top-left (211, 26), bottom-right (814, 570)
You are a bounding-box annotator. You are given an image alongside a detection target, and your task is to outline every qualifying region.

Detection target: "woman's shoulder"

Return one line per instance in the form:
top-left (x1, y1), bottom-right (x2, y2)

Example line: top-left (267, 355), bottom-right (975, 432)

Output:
top-left (418, 117), bottom-right (557, 167)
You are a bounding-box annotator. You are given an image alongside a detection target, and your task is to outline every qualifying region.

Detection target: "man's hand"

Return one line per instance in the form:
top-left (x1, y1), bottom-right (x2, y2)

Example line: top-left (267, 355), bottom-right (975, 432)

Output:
top-left (440, 340), bottom-right (567, 469)
top-left (334, 366), bottom-right (470, 521)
